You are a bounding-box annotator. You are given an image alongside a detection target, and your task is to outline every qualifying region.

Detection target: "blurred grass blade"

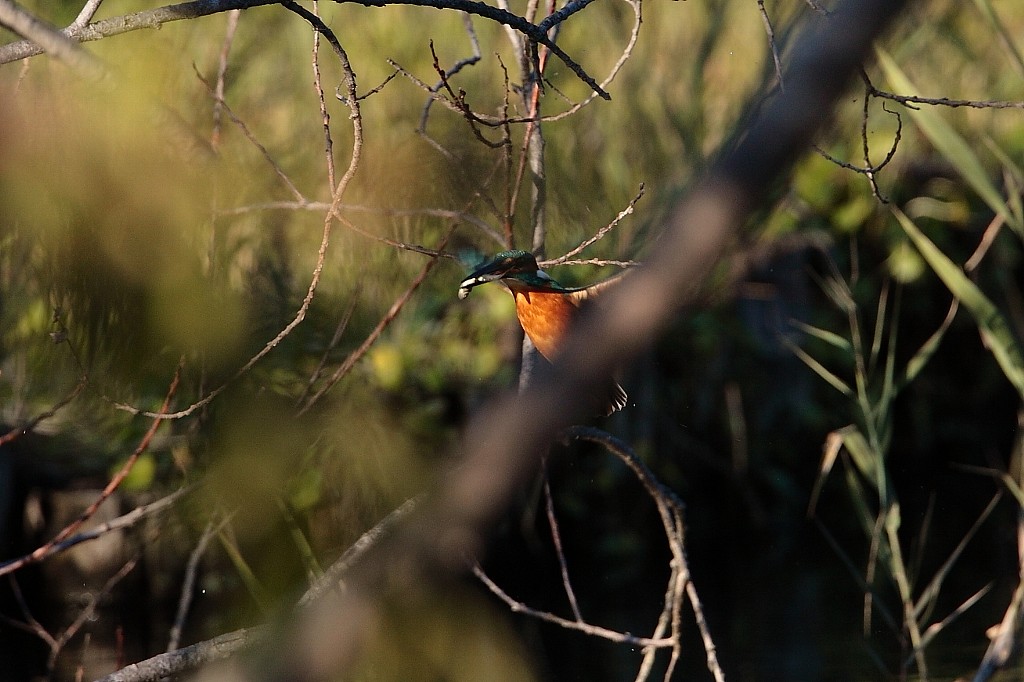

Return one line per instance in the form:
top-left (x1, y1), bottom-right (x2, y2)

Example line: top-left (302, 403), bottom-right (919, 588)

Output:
top-left (878, 49), bottom-right (1022, 236)
top-left (786, 337), bottom-right (853, 396)
top-left (809, 429), bottom-right (845, 516)
top-left (913, 583), bottom-right (992, 658)
top-left (985, 139), bottom-right (1024, 227)
top-left (901, 299), bottom-right (959, 389)
top-left (868, 282), bottom-right (890, 375)
top-left (913, 493), bottom-right (1001, 620)
top-left (878, 285), bottom-right (900, 419)
top-left (218, 529), bottom-right (271, 614)
top-left (791, 319), bottom-right (853, 352)
top-left (844, 463), bottom-right (878, 537)
top-left (971, 0), bottom-right (1024, 77)
top-left (277, 498), bottom-right (322, 582)
top-left (836, 424), bottom-right (880, 491)
top-left (894, 207), bottom-right (1024, 398)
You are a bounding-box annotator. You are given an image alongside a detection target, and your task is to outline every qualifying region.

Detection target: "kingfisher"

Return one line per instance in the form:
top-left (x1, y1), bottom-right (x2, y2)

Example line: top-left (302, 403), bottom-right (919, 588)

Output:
top-left (458, 250), bottom-right (628, 415)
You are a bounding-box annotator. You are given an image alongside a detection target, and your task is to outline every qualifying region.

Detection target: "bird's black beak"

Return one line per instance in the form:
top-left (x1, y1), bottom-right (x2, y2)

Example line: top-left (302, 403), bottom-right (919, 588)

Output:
top-left (457, 257), bottom-right (514, 299)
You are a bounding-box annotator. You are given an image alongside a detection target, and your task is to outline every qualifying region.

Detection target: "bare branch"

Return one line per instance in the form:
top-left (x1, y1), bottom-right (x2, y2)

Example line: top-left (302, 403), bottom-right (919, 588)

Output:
top-left (295, 287), bottom-right (361, 407)
top-left (71, 0), bottom-right (105, 28)
top-left (167, 517), bottom-right (226, 653)
top-left (416, 13), bottom-right (481, 129)
top-left (195, 67), bottom-right (306, 202)
top-left (0, 0), bottom-right (279, 66)
top-left (543, 183), bottom-right (644, 266)
top-left (474, 564), bottom-right (673, 647)
top-left (110, 4), bottom-right (365, 421)
top-left (348, 0), bottom-right (609, 98)
top-left (209, 9), bottom-right (241, 150)
top-left (249, 3), bottom-right (910, 680)
top-left (298, 226), bottom-right (457, 413)
top-left (0, 363), bottom-right (183, 578)
top-left (95, 497), bottom-right (420, 682)
top-left (95, 627), bottom-right (263, 682)
top-left (866, 81), bottom-right (1024, 110)
top-left (0, 0), bottom-right (105, 75)
top-left (542, 471), bottom-right (583, 622)
top-left (757, 0), bottom-right (784, 90)
top-left (299, 496), bottom-right (422, 606)
top-left (0, 374), bottom-right (87, 446)
top-left (50, 554), bottom-right (141, 671)
top-left (535, 0), bottom-right (597, 33)
top-left (1, 0), bottom-right (609, 99)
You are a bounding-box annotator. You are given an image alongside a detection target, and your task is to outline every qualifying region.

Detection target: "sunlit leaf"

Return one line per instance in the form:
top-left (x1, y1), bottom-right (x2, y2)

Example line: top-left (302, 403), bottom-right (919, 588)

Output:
top-left (894, 207), bottom-right (1024, 398)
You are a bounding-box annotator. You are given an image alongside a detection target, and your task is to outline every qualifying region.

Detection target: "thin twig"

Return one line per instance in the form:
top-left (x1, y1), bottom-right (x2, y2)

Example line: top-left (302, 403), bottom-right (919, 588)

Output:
top-left (112, 5), bottom-right (364, 421)
top-left (543, 469), bottom-right (583, 621)
top-left (865, 78), bottom-right (1024, 110)
top-left (965, 213), bottom-right (1006, 273)
top-left (0, 0), bottom-right (280, 65)
top-left (565, 427), bottom-right (725, 681)
top-left (550, 258), bottom-right (638, 268)
top-left (428, 39), bottom-right (501, 148)
top-left (49, 554), bottom-right (142, 672)
top-left (757, 0), bottom-right (783, 91)
top-left (0, 0), bottom-right (609, 99)
top-left (167, 517), bottom-right (226, 652)
top-left (352, 0), bottom-right (610, 98)
top-left (0, 374), bottom-right (87, 447)
top-left (474, 565), bottom-right (674, 648)
top-left (311, 0), bottom-right (336, 190)
top-left (814, 96), bottom-right (902, 199)
top-left (300, 496), bottom-right (422, 605)
top-left (210, 9), bottom-right (241, 150)
top-left (72, 0), bottom-right (105, 28)
top-left (0, 362), bottom-right (183, 578)
top-left (17, 486), bottom-right (188, 562)
top-left (295, 285), bottom-right (362, 407)
top-left (5, 575), bottom-right (57, 648)
top-left (417, 14), bottom-right (482, 131)
top-left (298, 226), bottom-right (457, 413)
top-left (544, 183), bottom-right (644, 266)
top-left (195, 67), bottom-right (305, 201)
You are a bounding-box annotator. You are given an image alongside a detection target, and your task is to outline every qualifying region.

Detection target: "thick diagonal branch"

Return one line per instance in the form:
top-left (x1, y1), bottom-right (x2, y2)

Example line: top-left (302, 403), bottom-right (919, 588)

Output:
top-left (239, 2), bottom-right (912, 681)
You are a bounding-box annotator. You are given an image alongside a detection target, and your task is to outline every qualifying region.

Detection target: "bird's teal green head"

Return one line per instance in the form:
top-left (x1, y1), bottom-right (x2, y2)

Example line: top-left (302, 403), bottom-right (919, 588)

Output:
top-left (458, 250), bottom-right (565, 299)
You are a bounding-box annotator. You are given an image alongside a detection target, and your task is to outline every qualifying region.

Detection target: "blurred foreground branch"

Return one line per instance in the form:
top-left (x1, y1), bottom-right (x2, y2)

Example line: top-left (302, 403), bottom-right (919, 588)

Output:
top-left (183, 1), bottom-right (908, 681)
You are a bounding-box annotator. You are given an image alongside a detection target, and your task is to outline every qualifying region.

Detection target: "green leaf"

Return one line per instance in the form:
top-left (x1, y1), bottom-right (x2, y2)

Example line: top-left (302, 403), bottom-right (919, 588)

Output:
top-left (791, 319), bottom-right (853, 352)
top-left (786, 337), bottom-right (853, 397)
top-left (894, 207), bottom-right (1024, 398)
top-left (840, 425), bottom-right (880, 489)
top-left (877, 49), bottom-right (1022, 236)
top-left (901, 300), bottom-right (958, 388)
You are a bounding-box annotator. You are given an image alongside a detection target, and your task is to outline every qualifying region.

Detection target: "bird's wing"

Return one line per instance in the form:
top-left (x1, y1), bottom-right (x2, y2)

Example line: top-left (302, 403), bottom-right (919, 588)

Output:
top-left (566, 269), bottom-right (630, 306)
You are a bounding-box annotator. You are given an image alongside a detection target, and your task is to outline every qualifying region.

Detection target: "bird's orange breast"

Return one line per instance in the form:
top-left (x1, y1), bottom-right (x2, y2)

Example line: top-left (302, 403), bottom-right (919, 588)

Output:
top-left (510, 288), bottom-right (578, 360)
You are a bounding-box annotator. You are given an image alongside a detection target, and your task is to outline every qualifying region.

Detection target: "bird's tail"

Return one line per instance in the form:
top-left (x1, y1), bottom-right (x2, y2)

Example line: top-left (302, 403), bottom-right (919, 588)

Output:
top-left (604, 381), bottom-right (628, 416)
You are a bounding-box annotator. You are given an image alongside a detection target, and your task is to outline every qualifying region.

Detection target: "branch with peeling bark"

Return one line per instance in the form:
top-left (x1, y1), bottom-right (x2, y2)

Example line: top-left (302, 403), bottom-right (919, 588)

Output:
top-left (0, 0), bottom-right (609, 99)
